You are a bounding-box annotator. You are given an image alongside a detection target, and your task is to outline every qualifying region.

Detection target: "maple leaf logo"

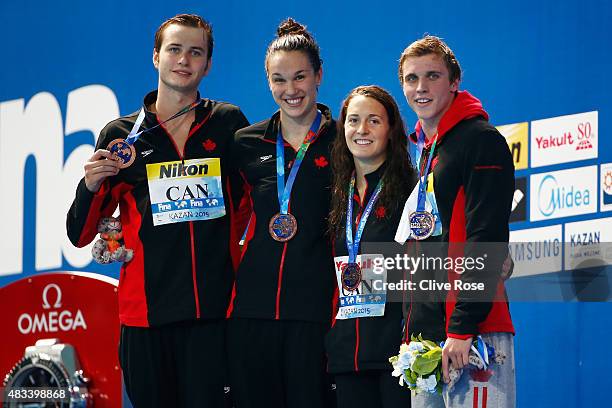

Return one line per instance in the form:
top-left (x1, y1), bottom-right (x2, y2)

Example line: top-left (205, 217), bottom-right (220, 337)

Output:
top-left (375, 205), bottom-right (387, 219)
top-left (314, 156), bottom-right (329, 168)
top-left (203, 139), bottom-right (216, 151)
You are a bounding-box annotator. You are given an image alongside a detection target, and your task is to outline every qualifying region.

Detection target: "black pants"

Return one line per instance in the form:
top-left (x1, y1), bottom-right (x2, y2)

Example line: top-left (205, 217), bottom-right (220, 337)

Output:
top-left (119, 319), bottom-right (226, 408)
top-left (334, 370), bottom-right (411, 408)
top-left (227, 318), bottom-right (334, 408)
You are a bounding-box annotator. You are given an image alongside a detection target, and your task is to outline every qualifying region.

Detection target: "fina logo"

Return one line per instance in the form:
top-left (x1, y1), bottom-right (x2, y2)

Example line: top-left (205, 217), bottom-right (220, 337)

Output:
top-left (537, 174), bottom-right (591, 217)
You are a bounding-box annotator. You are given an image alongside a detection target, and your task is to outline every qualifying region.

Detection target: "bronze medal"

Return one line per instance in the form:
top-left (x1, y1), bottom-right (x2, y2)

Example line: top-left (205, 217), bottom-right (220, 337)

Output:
top-left (341, 262), bottom-right (362, 291)
top-left (268, 213), bottom-right (298, 242)
top-left (409, 210), bottom-right (435, 240)
top-left (108, 139), bottom-right (136, 169)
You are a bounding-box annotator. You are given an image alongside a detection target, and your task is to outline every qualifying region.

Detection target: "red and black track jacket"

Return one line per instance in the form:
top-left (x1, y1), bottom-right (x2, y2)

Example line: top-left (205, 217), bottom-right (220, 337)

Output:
top-left (325, 163), bottom-right (414, 374)
top-left (227, 104), bottom-right (337, 324)
top-left (406, 91), bottom-right (515, 341)
top-left (66, 91), bottom-right (249, 327)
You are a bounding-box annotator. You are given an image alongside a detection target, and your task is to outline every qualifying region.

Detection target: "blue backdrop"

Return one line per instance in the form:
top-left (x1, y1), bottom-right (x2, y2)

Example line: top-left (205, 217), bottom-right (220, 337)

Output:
top-left (1, 1), bottom-right (611, 406)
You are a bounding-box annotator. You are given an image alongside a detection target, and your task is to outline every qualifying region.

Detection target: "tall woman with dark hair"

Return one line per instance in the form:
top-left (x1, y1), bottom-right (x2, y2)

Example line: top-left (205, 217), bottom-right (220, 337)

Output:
top-left (227, 18), bottom-right (336, 407)
top-left (326, 85), bottom-right (416, 407)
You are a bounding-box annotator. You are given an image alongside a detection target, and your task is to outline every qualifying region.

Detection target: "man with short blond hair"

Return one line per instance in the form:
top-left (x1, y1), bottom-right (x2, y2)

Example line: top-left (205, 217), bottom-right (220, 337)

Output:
top-left (398, 35), bottom-right (516, 407)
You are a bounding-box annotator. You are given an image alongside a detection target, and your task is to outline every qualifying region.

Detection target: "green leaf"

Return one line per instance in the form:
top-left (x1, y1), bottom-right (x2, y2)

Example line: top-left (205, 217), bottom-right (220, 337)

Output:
top-left (422, 340), bottom-right (439, 351)
top-left (407, 369), bottom-right (418, 384)
top-left (412, 349), bottom-right (442, 375)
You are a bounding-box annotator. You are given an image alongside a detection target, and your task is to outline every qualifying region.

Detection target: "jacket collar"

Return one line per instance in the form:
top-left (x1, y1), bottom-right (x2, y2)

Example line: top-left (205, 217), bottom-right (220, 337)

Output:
top-left (142, 90), bottom-right (210, 125)
top-left (354, 161), bottom-right (388, 204)
top-left (263, 103), bottom-right (334, 144)
top-left (409, 90), bottom-right (489, 148)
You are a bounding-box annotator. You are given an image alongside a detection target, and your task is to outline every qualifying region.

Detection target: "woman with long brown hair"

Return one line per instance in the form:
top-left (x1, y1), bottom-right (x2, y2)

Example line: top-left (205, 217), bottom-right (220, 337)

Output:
top-left (326, 85), bottom-right (416, 407)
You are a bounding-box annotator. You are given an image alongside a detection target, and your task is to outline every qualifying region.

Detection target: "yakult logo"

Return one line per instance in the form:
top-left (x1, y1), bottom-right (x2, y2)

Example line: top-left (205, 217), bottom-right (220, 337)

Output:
top-left (534, 122), bottom-right (593, 151)
top-left (530, 111), bottom-right (598, 167)
top-left (17, 283), bottom-right (88, 334)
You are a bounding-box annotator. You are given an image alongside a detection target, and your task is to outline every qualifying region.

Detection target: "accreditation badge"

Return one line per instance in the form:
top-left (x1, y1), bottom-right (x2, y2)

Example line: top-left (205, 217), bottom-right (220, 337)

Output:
top-left (146, 158), bottom-right (226, 226)
top-left (334, 254), bottom-right (386, 320)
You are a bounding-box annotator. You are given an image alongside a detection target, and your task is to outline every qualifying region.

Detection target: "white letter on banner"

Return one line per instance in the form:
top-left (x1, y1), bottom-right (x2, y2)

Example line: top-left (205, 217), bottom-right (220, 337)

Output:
top-left (0, 85), bottom-right (119, 276)
top-left (0, 93), bottom-right (62, 275)
top-left (61, 85), bottom-right (119, 267)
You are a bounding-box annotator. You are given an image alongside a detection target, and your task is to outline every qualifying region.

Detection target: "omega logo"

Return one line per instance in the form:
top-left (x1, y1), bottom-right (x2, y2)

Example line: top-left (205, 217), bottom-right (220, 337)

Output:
top-left (17, 283), bottom-right (87, 334)
top-left (42, 283), bottom-right (62, 309)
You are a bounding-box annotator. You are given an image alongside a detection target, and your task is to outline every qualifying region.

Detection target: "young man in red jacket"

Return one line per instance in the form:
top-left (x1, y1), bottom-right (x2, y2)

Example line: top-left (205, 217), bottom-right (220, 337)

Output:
top-left (397, 36), bottom-right (516, 407)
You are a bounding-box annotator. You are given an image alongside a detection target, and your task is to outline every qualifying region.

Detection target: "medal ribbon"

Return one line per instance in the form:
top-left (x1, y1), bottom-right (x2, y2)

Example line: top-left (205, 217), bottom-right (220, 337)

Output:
top-left (276, 110), bottom-right (322, 215)
top-left (124, 99), bottom-right (202, 145)
top-left (470, 335), bottom-right (491, 369)
top-left (440, 335), bottom-right (494, 370)
top-left (415, 129), bottom-right (438, 212)
top-left (346, 173), bottom-right (384, 264)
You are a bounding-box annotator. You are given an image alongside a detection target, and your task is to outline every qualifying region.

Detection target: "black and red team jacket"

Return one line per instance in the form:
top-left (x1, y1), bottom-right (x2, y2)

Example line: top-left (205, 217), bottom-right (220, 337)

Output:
top-left (406, 91), bottom-right (515, 342)
top-left (227, 104), bottom-right (337, 324)
top-left (66, 91), bottom-right (249, 328)
top-left (325, 163), bottom-right (414, 374)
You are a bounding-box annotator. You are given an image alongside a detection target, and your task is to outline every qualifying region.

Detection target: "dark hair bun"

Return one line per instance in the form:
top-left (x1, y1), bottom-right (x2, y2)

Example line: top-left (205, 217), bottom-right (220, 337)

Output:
top-left (266, 17), bottom-right (322, 73)
top-left (277, 18), bottom-right (308, 38)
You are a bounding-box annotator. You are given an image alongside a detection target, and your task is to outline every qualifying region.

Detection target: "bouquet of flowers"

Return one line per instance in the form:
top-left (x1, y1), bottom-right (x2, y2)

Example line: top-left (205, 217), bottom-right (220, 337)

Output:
top-left (389, 334), bottom-right (500, 394)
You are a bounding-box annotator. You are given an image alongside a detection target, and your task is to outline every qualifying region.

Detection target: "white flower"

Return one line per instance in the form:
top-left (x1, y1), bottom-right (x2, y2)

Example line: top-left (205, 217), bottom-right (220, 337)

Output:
top-left (407, 342), bottom-right (424, 353)
top-left (398, 349), bottom-right (417, 368)
top-left (390, 366), bottom-right (410, 387)
top-left (393, 343), bottom-right (421, 371)
top-left (391, 364), bottom-right (404, 380)
top-left (416, 374), bottom-right (438, 394)
top-left (391, 355), bottom-right (415, 387)
top-left (391, 342), bottom-right (427, 388)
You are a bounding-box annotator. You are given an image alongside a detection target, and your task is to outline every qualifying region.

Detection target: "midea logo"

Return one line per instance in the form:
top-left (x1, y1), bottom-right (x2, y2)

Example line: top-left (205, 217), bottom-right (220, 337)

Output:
top-left (538, 174), bottom-right (591, 217)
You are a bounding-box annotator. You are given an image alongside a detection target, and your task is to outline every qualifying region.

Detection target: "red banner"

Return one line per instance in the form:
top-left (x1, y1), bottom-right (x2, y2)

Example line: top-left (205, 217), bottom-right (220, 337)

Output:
top-left (0, 272), bottom-right (122, 406)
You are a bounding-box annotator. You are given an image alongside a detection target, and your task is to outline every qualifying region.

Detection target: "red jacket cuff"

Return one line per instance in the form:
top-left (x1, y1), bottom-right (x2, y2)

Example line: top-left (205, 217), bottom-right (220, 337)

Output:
top-left (447, 333), bottom-right (474, 340)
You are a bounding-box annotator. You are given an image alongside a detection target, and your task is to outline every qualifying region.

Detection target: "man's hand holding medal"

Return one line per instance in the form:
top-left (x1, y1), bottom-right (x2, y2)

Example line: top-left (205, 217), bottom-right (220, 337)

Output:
top-left (84, 149), bottom-right (122, 193)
